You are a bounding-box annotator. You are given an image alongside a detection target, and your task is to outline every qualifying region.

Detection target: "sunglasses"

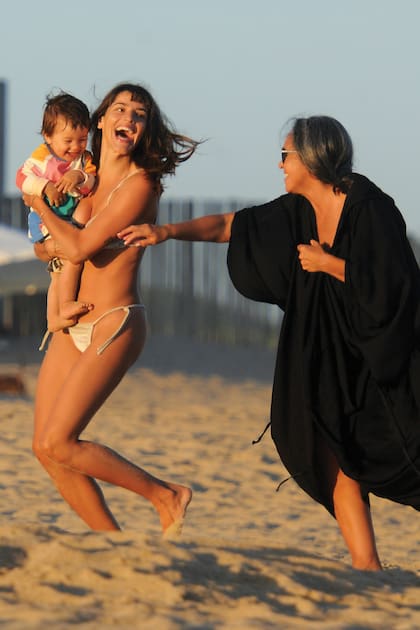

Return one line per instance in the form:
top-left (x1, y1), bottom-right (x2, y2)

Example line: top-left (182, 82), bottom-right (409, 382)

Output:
top-left (281, 150), bottom-right (297, 163)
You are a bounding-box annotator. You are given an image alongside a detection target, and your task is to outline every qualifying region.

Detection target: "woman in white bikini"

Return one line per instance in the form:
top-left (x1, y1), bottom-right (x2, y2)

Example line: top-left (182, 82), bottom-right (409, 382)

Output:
top-left (25, 83), bottom-right (198, 533)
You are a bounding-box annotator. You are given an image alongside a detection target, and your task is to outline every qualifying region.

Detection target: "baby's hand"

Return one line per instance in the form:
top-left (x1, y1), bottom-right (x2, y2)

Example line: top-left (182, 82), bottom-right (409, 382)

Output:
top-left (44, 182), bottom-right (66, 207)
top-left (56, 170), bottom-right (84, 194)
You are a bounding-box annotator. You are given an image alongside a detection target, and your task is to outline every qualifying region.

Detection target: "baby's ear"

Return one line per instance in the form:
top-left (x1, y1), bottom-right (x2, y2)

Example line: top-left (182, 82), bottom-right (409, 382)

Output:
top-left (97, 117), bottom-right (104, 130)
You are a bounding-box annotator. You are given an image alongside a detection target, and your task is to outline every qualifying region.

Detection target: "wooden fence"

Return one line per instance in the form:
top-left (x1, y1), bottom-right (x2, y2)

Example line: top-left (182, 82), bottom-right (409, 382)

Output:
top-left (0, 196), bottom-right (281, 347)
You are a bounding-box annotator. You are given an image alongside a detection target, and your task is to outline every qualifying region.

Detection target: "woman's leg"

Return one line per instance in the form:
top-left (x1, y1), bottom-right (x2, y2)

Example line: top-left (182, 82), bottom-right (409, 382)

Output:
top-left (34, 331), bottom-right (121, 530)
top-left (320, 441), bottom-right (382, 571)
top-left (34, 310), bottom-right (191, 533)
top-left (332, 468), bottom-right (382, 571)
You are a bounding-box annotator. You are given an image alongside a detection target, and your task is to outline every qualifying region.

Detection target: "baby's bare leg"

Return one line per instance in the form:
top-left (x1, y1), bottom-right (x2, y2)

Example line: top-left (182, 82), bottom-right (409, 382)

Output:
top-left (58, 300), bottom-right (93, 324)
top-left (47, 261), bottom-right (93, 332)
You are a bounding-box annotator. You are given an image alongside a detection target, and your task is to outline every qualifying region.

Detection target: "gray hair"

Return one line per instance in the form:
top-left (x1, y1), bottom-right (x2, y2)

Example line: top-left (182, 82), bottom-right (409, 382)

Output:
top-left (290, 116), bottom-right (353, 193)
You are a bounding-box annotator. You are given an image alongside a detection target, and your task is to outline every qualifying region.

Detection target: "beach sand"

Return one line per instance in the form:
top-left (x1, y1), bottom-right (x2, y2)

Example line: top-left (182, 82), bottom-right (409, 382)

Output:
top-left (0, 333), bottom-right (419, 629)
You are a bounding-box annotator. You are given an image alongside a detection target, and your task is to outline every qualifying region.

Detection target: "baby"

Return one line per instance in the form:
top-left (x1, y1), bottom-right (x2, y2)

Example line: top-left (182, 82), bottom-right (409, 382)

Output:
top-left (16, 92), bottom-right (96, 339)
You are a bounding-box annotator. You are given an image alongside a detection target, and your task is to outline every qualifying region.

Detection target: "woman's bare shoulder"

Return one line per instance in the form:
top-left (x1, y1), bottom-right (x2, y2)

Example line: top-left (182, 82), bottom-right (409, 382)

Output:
top-left (115, 170), bottom-right (159, 221)
top-left (128, 168), bottom-right (153, 185)
top-left (115, 168), bottom-right (159, 200)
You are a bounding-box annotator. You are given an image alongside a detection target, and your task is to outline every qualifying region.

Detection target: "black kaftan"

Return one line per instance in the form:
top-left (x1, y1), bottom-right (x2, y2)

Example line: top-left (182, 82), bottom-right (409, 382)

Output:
top-left (227, 174), bottom-right (420, 515)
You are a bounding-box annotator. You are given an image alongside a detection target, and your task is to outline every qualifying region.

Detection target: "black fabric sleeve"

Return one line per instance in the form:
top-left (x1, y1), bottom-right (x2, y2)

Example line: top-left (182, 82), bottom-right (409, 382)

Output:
top-left (227, 195), bottom-right (304, 309)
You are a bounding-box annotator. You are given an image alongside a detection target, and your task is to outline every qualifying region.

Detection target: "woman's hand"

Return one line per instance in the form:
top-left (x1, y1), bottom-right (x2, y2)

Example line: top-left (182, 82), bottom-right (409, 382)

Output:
top-left (33, 238), bottom-right (65, 261)
top-left (118, 213), bottom-right (234, 246)
top-left (297, 239), bottom-right (345, 282)
top-left (33, 241), bottom-right (50, 262)
top-left (22, 192), bottom-right (38, 208)
top-left (117, 224), bottom-right (170, 247)
top-left (297, 239), bottom-right (326, 272)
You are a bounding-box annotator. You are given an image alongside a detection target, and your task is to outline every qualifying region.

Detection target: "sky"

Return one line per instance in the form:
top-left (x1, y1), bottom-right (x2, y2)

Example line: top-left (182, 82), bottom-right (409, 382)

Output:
top-left (1, 0), bottom-right (420, 234)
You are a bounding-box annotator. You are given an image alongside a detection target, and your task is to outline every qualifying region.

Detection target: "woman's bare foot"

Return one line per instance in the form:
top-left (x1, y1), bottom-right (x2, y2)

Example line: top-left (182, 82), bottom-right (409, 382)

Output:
top-left (158, 483), bottom-right (192, 539)
top-left (352, 558), bottom-right (383, 571)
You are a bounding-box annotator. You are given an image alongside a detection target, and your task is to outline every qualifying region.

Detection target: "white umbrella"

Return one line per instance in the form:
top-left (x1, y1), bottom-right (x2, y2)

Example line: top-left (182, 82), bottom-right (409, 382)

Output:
top-left (0, 224), bottom-right (49, 296)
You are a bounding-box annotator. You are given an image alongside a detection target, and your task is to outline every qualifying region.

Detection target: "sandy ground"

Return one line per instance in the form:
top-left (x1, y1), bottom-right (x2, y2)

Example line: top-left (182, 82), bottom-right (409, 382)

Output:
top-left (0, 333), bottom-right (419, 629)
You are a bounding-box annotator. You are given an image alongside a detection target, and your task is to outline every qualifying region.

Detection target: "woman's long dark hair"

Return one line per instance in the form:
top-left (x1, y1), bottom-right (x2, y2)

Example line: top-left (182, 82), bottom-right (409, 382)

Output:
top-left (291, 116), bottom-right (353, 194)
top-left (90, 83), bottom-right (200, 187)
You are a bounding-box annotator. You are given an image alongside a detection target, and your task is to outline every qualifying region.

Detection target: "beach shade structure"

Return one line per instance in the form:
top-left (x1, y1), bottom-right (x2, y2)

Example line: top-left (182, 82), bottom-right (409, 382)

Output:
top-left (0, 223), bottom-right (49, 297)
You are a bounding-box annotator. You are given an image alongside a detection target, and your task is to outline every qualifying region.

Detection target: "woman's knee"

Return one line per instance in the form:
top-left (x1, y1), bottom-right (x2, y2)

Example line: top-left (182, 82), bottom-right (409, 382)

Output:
top-left (32, 432), bottom-right (73, 466)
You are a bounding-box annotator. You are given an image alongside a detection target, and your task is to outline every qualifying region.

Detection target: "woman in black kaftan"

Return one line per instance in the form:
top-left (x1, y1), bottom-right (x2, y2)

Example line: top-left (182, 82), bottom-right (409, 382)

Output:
top-left (118, 115), bottom-right (420, 571)
top-left (228, 177), bottom-right (420, 513)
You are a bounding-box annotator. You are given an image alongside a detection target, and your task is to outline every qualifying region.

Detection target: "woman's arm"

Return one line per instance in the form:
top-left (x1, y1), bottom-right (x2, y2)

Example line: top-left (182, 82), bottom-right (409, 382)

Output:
top-left (117, 212), bottom-right (235, 247)
top-left (297, 239), bottom-right (345, 282)
top-left (31, 195), bottom-right (92, 263)
top-left (25, 173), bottom-right (156, 264)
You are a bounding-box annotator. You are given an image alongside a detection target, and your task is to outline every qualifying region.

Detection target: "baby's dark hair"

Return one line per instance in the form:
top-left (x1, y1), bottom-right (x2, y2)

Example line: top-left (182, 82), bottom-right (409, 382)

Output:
top-left (41, 92), bottom-right (91, 136)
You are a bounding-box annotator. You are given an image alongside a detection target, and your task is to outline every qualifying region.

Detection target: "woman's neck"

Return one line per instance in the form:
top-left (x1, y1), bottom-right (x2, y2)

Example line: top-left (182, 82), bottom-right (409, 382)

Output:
top-left (99, 152), bottom-right (135, 179)
top-left (94, 154), bottom-right (139, 197)
top-left (303, 182), bottom-right (347, 247)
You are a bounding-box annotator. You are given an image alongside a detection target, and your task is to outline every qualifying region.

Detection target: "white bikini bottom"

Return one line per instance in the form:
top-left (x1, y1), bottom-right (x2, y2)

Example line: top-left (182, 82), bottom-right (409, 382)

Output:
top-left (39, 304), bottom-right (145, 355)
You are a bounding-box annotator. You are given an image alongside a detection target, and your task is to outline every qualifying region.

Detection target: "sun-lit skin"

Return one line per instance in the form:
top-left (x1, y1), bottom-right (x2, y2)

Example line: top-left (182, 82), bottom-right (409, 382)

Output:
top-left (278, 133), bottom-right (319, 196)
top-left (26, 85), bottom-right (194, 537)
top-left (44, 115), bottom-right (89, 163)
top-left (97, 92), bottom-right (148, 156)
top-left (277, 133), bottom-right (346, 282)
top-left (42, 117), bottom-right (91, 203)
